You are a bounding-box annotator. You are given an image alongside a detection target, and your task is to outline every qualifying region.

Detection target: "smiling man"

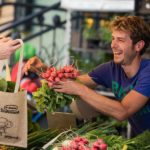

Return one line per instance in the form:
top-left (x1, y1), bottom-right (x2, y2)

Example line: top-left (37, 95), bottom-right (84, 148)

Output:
top-left (53, 16), bottom-right (150, 137)
top-left (24, 16), bottom-right (150, 137)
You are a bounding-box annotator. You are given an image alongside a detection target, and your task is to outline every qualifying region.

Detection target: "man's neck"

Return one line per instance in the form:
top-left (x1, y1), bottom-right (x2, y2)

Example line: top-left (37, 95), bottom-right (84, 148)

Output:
top-left (121, 56), bottom-right (142, 78)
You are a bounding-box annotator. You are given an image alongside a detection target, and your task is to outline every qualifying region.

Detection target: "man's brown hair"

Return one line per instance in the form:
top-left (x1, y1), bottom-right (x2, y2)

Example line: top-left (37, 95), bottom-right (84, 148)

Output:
top-left (110, 16), bottom-right (150, 55)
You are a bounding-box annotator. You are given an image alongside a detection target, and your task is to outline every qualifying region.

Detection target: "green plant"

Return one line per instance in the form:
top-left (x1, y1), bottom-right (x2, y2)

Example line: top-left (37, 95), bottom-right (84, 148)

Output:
top-left (83, 27), bottom-right (101, 40)
top-left (100, 26), bottom-right (112, 43)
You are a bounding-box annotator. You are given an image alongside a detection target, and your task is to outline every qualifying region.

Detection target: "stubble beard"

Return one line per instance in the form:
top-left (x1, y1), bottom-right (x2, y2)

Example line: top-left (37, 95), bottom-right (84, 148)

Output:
top-left (113, 52), bottom-right (136, 66)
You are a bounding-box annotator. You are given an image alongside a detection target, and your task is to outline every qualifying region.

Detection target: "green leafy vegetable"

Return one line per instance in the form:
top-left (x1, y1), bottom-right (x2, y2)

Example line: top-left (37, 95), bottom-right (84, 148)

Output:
top-left (32, 81), bottom-right (77, 113)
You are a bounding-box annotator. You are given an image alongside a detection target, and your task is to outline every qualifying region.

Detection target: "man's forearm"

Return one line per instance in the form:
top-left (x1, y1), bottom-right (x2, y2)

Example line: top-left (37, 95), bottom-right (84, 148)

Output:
top-left (77, 85), bottom-right (128, 121)
top-left (77, 74), bottom-right (97, 88)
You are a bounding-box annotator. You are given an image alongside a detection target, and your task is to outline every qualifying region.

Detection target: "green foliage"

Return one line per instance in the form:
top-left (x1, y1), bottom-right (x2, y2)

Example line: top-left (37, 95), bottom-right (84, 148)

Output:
top-left (83, 27), bottom-right (101, 40)
top-left (127, 131), bottom-right (150, 150)
top-left (100, 26), bottom-right (112, 43)
top-left (32, 81), bottom-right (77, 113)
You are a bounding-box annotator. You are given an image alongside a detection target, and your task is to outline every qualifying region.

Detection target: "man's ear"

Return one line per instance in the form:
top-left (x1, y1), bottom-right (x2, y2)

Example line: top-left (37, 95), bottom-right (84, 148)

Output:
top-left (135, 40), bottom-right (145, 53)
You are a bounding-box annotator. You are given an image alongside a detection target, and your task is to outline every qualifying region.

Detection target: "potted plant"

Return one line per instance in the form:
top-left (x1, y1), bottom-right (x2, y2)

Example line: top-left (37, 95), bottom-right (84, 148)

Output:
top-left (83, 18), bottom-right (101, 49)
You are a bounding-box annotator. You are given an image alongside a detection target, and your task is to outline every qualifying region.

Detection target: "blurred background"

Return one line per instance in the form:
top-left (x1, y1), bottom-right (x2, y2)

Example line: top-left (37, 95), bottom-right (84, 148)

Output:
top-left (0, 0), bottom-right (149, 71)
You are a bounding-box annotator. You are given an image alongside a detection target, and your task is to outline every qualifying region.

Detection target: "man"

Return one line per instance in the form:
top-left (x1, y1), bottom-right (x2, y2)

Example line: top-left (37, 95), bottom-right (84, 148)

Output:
top-left (24, 16), bottom-right (150, 136)
top-left (0, 36), bottom-right (21, 60)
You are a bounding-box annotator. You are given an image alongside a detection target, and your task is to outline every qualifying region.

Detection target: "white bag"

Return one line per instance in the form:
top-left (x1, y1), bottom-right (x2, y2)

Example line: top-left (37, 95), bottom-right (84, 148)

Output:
top-left (0, 42), bottom-right (27, 148)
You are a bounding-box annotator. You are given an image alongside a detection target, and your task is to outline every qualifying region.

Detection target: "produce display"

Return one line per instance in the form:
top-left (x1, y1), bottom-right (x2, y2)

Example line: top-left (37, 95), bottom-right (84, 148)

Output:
top-left (42, 121), bottom-right (150, 150)
top-left (0, 120), bottom-right (150, 150)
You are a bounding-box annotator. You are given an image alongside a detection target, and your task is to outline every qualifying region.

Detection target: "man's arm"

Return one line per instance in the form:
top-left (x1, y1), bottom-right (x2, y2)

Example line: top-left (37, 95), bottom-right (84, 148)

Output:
top-left (77, 74), bottom-right (97, 88)
top-left (78, 86), bottom-right (148, 121)
top-left (54, 78), bottom-right (148, 121)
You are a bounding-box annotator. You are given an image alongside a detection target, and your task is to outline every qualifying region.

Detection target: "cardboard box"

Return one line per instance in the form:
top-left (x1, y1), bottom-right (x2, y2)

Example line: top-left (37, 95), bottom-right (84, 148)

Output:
top-left (46, 112), bottom-right (76, 132)
top-left (70, 99), bottom-right (100, 120)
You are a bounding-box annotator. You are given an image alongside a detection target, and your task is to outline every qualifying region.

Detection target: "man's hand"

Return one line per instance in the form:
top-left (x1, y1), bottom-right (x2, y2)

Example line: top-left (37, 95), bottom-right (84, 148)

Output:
top-left (23, 56), bottom-right (48, 75)
top-left (52, 80), bottom-right (85, 95)
top-left (0, 36), bottom-right (22, 60)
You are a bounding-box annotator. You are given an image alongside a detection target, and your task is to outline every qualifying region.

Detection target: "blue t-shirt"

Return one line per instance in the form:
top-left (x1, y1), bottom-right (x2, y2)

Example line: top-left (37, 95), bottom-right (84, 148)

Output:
top-left (88, 59), bottom-right (150, 135)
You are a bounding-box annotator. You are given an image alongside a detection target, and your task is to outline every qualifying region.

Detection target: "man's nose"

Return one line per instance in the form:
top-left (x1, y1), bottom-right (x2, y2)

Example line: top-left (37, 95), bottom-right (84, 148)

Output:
top-left (111, 40), bottom-right (118, 49)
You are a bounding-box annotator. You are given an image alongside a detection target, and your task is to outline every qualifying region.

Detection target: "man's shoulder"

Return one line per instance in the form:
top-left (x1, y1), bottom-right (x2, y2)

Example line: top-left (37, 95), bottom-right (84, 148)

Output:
top-left (137, 59), bottom-right (150, 78)
top-left (141, 59), bottom-right (150, 71)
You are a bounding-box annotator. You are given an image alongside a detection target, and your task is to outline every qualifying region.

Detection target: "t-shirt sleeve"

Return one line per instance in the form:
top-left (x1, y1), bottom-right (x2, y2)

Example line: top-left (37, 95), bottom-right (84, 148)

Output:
top-left (134, 66), bottom-right (150, 98)
top-left (88, 62), bottom-right (112, 88)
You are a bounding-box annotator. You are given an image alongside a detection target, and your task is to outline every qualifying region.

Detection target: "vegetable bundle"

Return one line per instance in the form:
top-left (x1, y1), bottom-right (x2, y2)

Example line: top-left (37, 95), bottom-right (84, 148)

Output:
top-left (32, 81), bottom-right (77, 112)
top-left (41, 65), bottom-right (80, 87)
top-left (57, 136), bottom-right (107, 150)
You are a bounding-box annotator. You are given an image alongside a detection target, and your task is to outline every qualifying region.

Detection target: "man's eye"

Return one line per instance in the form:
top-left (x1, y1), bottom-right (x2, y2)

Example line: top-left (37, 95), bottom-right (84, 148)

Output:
top-left (119, 39), bottom-right (125, 42)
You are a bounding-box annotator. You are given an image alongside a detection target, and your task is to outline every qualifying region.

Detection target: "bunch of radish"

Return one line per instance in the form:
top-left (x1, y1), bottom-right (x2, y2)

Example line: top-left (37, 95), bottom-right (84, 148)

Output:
top-left (91, 139), bottom-right (107, 150)
top-left (41, 65), bottom-right (80, 87)
top-left (60, 136), bottom-right (107, 150)
top-left (61, 136), bottom-right (90, 150)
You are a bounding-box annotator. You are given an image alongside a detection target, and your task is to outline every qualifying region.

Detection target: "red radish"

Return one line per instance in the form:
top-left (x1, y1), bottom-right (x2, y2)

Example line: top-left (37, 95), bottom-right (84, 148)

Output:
top-left (61, 146), bottom-right (70, 150)
top-left (99, 143), bottom-right (107, 150)
top-left (41, 73), bottom-right (49, 78)
top-left (78, 144), bottom-right (89, 150)
top-left (56, 70), bottom-right (61, 74)
top-left (73, 136), bottom-right (82, 143)
top-left (70, 141), bottom-right (78, 149)
top-left (64, 73), bottom-right (70, 78)
top-left (51, 72), bottom-right (57, 77)
top-left (92, 143), bottom-right (100, 148)
top-left (64, 68), bottom-right (71, 73)
top-left (48, 82), bottom-right (53, 87)
top-left (97, 139), bottom-right (104, 144)
top-left (58, 73), bottom-right (64, 78)
top-left (91, 148), bottom-right (98, 150)
top-left (48, 76), bottom-right (54, 82)
top-left (55, 77), bottom-right (60, 82)
top-left (50, 67), bottom-right (56, 72)
top-left (67, 73), bottom-right (73, 78)
top-left (59, 68), bottom-right (65, 73)
top-left (47, 70), bottom-right (52, 74)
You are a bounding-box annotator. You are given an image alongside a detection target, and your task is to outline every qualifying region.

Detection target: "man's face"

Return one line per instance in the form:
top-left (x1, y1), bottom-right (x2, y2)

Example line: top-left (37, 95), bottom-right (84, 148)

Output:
top-left (111, 29), bottom-right (137, 66)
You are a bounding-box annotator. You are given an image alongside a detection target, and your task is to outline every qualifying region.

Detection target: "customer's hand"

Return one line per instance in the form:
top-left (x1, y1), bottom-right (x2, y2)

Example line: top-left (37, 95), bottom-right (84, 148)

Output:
top-left (0, 36), bottom-right (22, 60)
top-left (23, 56), bottom-right (48, 75)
